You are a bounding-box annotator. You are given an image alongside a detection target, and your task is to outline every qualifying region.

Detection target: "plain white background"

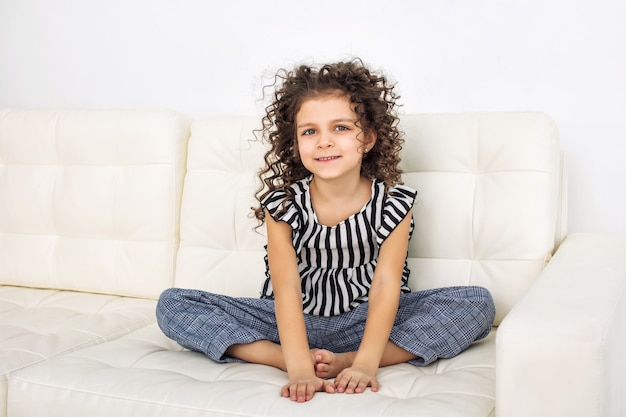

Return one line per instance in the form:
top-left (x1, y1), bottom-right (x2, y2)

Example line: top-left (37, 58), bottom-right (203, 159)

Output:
top-left (1, 0), bottom-right (624, 235)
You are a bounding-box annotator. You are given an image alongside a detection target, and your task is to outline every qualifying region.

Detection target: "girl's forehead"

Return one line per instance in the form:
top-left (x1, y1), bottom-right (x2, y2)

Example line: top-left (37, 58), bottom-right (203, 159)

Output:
top-left (296, 95), bottom-right (356, 120)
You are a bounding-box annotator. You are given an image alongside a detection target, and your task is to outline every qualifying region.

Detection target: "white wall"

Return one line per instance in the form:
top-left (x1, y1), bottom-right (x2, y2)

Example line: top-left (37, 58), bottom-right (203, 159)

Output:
top-left (1, 0), bottom-right (625, 235)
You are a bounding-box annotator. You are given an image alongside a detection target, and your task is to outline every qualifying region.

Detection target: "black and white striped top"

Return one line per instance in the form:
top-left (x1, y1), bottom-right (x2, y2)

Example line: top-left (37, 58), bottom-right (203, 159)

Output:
top-left (260, 176), bottom-right (417, 317)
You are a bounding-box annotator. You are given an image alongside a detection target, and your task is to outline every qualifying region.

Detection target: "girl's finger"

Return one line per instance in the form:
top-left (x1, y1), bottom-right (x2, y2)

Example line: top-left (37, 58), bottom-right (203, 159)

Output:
top-left (354, 378), bottom-right (369, 393)
top-left (370, 378), bottom-right (380, 392)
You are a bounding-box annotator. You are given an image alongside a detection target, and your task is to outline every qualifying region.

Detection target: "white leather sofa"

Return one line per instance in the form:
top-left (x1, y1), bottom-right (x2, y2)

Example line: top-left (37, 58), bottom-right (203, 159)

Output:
top-left (1, 109), bottom-right (625, 417)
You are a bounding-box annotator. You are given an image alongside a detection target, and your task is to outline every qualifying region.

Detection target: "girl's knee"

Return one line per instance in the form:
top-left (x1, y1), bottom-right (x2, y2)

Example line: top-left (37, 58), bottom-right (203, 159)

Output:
top-left (476, 286), bottom-right (495, 311)
top-left (157, 287), bottom-right (179, 309)
top-left (438, 286), bottom-right (496, 333)
top-left (156, 288), bottom-right (186, 325)
top-left (474, 285), bottom-right (493, 300)
top-left (158, 287), bottom-right (179, 302)
top-left (468, 286), bottom-right (496, 335)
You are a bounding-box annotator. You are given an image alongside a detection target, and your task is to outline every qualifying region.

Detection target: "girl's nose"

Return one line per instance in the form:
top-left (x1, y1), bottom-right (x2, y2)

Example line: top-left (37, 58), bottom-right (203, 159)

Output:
top-left (316, 132), bottom-right (333, 149)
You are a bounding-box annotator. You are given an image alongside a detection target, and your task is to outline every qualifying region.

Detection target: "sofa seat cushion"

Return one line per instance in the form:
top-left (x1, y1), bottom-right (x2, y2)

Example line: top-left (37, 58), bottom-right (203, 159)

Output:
top-left (0, 286), bottom-right (156, 410)
top-left (7, 323), bottom-right (495, 417)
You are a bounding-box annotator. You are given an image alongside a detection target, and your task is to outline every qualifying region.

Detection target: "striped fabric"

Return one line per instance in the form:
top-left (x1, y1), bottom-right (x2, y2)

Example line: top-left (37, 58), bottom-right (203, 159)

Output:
top-left (261, 176), bottom-right (417, 316)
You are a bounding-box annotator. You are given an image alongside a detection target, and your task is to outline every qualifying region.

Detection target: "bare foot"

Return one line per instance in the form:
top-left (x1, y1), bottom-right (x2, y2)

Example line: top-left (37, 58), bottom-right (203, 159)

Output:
top-left (313, 349), bottom-right (355, 379)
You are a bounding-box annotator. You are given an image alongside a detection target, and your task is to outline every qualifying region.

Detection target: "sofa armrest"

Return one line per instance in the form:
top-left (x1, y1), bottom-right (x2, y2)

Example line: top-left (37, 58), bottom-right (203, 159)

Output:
top-left (496, 232), bottom-right (626, 417)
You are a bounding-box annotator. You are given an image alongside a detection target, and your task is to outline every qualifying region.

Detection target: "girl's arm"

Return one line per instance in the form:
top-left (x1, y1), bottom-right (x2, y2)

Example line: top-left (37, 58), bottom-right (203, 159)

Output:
top-left (265, 210), bottom-right (335, 402)
top-left (335, 210), bottom-right (413, 393)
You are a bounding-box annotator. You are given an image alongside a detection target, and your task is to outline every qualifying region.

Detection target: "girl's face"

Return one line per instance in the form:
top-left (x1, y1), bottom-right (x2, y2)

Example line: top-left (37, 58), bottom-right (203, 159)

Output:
top-left (295, 95), bottom-right (376, 183)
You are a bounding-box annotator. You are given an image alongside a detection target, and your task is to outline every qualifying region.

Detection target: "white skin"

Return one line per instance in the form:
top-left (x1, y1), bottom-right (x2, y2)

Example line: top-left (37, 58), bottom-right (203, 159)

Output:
top-left (226, 94), bottom-right (416, 402)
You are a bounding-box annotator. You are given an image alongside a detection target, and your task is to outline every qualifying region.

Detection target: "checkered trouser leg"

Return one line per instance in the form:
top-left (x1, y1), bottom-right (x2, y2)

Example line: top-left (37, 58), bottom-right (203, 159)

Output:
top-left (156, 288), bottom-right (280, 362)
top-left (391, 286), bottom-right (495, 366)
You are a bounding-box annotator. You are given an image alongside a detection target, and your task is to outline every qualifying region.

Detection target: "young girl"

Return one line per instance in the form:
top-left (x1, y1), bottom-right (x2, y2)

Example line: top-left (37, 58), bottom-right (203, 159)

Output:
top-left (156, 59), bottom-right (495, 403)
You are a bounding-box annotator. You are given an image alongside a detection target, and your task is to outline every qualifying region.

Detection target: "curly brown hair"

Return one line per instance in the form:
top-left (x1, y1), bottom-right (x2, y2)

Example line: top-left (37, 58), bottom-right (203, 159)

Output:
top-left (253, 58), bottom-right (404, 225)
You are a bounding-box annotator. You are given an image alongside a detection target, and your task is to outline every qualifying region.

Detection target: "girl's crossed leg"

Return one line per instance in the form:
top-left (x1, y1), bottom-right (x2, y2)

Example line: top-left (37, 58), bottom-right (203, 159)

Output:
top-left (156, 285), bottom-right (494, 378)
top-left (223, 339), bottom-right (417, 376)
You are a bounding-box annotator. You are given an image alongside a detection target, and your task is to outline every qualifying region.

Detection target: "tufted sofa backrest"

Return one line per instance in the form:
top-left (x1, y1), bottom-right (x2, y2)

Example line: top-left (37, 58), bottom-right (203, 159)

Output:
top-left (399, 113), bottom-right (564, 324)
top-left (174, 118), bottom-right (267, 296)
top-left (175, 112), bottom-right (565, 324)
top-left (0, 110), bottom-right (189, 299)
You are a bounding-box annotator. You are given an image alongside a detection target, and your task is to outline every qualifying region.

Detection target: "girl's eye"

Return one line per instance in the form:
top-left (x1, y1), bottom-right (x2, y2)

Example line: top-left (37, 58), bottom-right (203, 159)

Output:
top-left (302, 128), bottom-right (315, 136)
top-left (335, 125), bottom-right (349, 131)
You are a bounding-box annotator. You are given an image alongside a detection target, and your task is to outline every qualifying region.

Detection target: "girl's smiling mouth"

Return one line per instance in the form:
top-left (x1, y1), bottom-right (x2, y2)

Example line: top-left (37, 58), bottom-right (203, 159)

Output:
top-left (316, 156), bottom-right (341, 161)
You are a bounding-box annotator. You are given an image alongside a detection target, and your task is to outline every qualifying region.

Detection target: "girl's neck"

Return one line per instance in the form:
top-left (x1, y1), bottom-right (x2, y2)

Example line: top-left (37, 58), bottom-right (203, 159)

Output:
top-left (309, 175), bottom-right (372, 227)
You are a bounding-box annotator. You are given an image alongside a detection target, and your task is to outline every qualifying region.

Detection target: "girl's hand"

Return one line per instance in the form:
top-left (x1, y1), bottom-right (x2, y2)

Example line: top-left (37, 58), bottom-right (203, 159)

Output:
top-left (334, 366), bottom-right (379, 394)
top-left (281, 374), bottom-right (336, 402)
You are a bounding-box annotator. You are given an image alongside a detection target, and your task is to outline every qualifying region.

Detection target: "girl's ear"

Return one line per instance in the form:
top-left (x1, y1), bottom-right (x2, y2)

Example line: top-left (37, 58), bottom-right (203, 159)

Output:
top-left (365, 131), bottom-right (377, 152)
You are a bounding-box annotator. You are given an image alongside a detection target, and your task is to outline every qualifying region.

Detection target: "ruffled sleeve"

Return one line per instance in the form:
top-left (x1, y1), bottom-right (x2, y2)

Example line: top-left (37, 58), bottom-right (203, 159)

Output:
top-left (261, 188), bottom-right (300, 231)
top-left (376, 184), bottom-right (417, 245)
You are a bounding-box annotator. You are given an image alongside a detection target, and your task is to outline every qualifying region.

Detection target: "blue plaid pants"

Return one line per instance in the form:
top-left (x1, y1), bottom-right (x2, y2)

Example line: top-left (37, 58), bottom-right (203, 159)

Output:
top-left (156, 286), bottom-right (495, 366)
